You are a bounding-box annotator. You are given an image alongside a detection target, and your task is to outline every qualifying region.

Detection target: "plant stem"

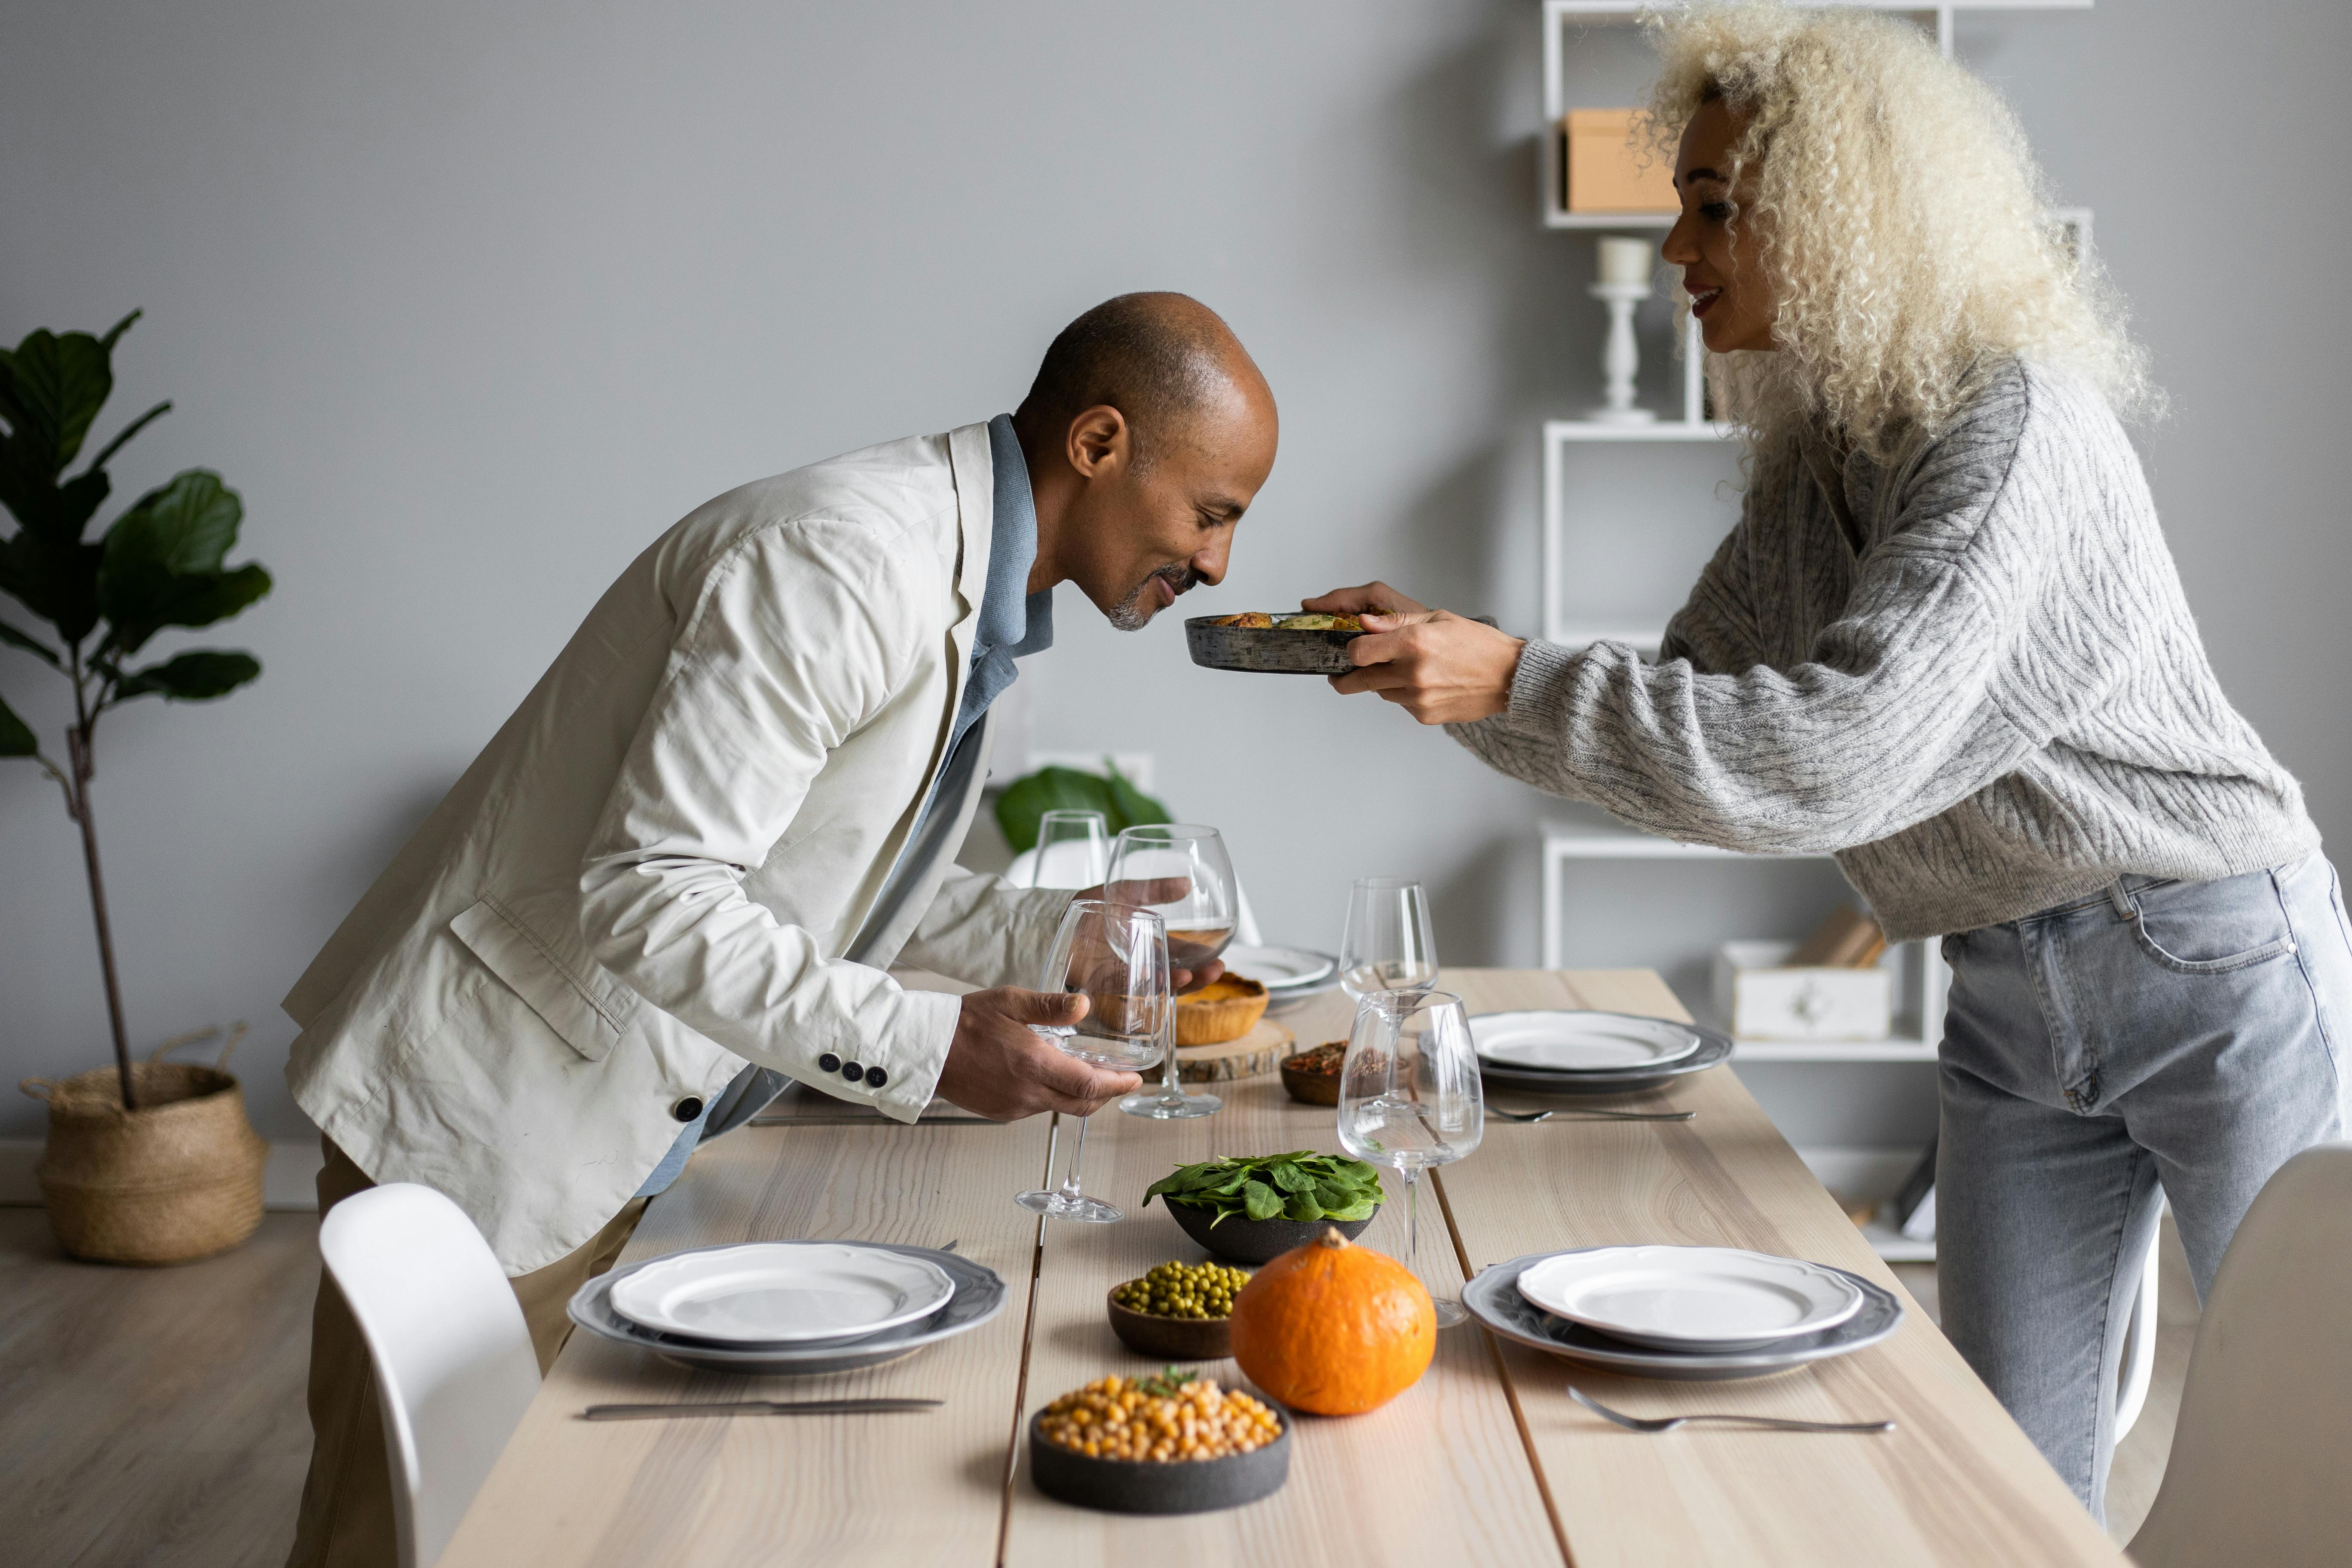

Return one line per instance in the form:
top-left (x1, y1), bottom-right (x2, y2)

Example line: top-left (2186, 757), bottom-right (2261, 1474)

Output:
top-left (64, 650), bottom-right (135, 1110)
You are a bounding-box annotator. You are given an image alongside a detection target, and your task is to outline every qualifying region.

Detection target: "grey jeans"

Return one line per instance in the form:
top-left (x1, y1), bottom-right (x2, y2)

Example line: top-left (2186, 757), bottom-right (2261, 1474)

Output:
top-left (1936, 854), bottom-right (2349, 1521)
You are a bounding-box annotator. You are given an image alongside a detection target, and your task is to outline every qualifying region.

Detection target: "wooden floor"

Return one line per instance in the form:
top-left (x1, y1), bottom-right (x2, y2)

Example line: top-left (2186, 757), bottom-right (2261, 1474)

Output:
top-left (0, 1213), bottom-right (2195, 1564)
top-left (0, 1209), bottom-right (318, 1568)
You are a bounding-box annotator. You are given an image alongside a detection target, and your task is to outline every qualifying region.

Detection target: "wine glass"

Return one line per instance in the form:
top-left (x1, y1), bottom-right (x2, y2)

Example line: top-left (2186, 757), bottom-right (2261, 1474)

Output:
top-left (1109, 824), bottom-right (1237, 1120)
top-left (1014, 900), bottom-right (1170, 1223)
top-left (1028, 809), bottom-right (1109, 890)
top-left (1336, 989), bottom-right (1484, 1326)
top-left (1339, 877), bottom-right (1439, 998)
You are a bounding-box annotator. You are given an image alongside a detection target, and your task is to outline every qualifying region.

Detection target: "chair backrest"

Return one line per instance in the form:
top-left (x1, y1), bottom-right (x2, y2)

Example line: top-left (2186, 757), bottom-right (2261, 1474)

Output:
top-left (2128, 1142), bottom-right (2352, 1568)
top-left (318, 1183), bottom-right (541, 1568)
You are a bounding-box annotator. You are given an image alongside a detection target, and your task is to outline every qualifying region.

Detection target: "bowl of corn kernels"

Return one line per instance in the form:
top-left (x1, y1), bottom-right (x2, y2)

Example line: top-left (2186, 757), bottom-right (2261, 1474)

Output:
top-left (1029, 1369), bottom-right (1290, 1514)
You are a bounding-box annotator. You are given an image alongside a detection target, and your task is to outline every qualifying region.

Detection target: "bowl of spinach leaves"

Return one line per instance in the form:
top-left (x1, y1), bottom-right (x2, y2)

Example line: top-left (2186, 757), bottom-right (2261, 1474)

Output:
top-left (1144, 1152), bottom-right (1387, 1264)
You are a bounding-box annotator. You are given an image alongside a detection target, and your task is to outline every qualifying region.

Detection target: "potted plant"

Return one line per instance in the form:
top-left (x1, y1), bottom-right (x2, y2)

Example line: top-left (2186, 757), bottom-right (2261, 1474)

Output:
top-left (3, 311), bottom-right (275, 1264)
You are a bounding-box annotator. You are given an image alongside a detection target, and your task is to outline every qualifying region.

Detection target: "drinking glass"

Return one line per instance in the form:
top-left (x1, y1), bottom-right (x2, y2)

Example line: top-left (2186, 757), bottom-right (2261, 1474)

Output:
top-left (1110, 824), bottom-right (1237, 1119)
top-left (1014, 900), bottom-right (1170, 1222)
top-left (1028, 809), bottom-right (1109, 891)
top-left (1336, 989), bottom-right (1484, 1326)
top-left (1338, 877), bottom-right (1439, 998)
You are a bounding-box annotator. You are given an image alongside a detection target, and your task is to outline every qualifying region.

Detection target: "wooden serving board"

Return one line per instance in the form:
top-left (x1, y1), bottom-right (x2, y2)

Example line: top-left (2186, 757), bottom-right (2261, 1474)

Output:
top-left (1172, 1018), bottom-right (1294, 1082)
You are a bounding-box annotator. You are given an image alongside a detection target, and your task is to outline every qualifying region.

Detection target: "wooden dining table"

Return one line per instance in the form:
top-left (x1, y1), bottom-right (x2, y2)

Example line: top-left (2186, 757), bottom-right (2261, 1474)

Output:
top-left (436, 968), bottom-right (2124, 1568)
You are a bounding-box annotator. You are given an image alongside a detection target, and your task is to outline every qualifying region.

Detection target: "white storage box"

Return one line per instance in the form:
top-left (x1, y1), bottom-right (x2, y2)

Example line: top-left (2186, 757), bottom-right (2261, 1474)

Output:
top-left (1712, 940), bottom-right (1894, 1042)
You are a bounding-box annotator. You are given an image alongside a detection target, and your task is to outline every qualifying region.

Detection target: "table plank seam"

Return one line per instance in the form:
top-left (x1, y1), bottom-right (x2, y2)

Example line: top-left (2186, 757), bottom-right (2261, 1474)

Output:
top-left (994, 1113), bottom-right (1062, 1567)
top-left (1432, 1166), bottom-right (1577, 1568)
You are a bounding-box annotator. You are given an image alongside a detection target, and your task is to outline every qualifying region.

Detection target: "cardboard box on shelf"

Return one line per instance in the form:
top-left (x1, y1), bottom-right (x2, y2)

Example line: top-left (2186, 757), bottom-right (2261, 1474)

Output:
top-left (1562, 108), bottom-right (1678, 214)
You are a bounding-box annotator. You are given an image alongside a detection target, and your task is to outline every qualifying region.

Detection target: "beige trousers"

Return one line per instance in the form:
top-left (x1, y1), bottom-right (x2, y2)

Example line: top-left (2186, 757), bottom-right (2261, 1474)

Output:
top-left (285, 1137), bottom-right (649, 1568)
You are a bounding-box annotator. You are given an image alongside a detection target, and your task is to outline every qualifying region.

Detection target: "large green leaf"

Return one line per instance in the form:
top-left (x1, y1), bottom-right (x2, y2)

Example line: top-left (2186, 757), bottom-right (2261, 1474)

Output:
top-left (0, 692), bottom-right (34, 756)
top-left (0, 326), bottom-right (118, 474)
top-left (108, 649), bottom-right (261, 704)
top-left (0, 531), bottom-right (105, 643)
top-left (104, 469), bottom-right (242, 576)
top-left (991, 761), bottom-right (1173, 854)
top-left (0, 462), bottom-right (112, 545)
top-left (0, 617), bottom-right (61, 667)
top-left (100, 561), bottom-right (271, 656)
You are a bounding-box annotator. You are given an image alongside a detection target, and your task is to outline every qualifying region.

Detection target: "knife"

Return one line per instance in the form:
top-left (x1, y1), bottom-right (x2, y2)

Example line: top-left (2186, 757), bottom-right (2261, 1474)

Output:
top-left (584, 1397), bottom-right (944, 1421)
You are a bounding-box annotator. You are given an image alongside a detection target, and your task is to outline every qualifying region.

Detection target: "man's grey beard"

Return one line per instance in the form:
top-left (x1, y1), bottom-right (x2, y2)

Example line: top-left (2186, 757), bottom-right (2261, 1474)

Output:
top-left (1108, 564), bottom-right (1199, 631)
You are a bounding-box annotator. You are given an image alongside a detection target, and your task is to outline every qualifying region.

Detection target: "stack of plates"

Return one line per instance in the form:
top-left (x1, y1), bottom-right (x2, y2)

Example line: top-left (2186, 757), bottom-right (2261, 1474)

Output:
top-left (568, 1240), bottom-right (1004, 1375)
top-left (1463, 1245), bottom-right (1902, 1381)
top-left (1471, 1010), bottom-right (1733, 1095)
top-left (1223, 945), bottom-right (1340, 1007)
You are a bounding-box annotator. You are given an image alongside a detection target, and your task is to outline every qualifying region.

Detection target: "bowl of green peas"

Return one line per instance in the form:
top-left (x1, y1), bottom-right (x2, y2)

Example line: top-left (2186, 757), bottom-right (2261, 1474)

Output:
top-left (1107, 1260), bottom-right (1254, 1360)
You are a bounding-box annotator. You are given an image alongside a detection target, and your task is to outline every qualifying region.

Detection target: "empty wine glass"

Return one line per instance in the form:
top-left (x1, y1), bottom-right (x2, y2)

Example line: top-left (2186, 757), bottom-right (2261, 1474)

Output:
top-left (1014, 900), bottom-right (1170, 1223)
top-left (1339, 877), bottom-right (1439, 998)
top-left (1028, 809), bottom-right (1109, 890)
top-left (1336, 989), bottom-right (1484, 1326)
top-left (1110, 824), bottom-right (1236, 1120)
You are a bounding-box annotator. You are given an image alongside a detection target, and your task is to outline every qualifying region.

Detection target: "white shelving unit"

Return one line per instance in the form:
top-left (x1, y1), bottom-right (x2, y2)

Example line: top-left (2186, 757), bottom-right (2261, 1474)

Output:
top-left (1542, 823), bottom-right (1949, 1064)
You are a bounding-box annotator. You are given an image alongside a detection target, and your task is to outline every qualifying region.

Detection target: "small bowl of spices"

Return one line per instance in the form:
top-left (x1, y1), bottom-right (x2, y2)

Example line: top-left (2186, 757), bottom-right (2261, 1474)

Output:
top-left (1030, 1369), bottom-right (1290, 1514)
top-left (1280, 1041), bottom-right (1348, 1106)
top-left (1107, 1260), bottom-right (1252, 1359)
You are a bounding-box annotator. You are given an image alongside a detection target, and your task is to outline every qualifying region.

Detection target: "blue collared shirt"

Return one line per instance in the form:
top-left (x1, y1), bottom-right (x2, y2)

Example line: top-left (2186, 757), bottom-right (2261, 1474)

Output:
top-left (632, 415), bottom-right (1050, 1199)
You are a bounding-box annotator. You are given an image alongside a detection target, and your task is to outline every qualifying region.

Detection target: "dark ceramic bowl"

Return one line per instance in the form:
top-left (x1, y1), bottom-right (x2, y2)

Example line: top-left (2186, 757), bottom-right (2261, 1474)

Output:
top-left (1029, 1406), bottom-right (1290, 1515)
top-left (1106, 1289), bottom-right (1231, 1360)
top-left (1279, 1056), bottom-right (1342, 1106)
top-left (1185, 616), bottom-right (1360, 675)
top-left (1164, 1199), bottom-right (1379, 1265)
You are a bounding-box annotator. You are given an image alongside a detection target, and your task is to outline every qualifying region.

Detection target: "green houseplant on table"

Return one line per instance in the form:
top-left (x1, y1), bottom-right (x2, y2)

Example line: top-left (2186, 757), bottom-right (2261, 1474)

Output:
top-left (3, 312), bottom-right (275, 1264)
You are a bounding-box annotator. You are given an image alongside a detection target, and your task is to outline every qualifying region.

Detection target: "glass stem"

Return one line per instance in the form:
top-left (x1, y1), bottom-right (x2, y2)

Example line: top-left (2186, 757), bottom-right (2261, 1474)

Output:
top-left (1406, 1168), bottom-right (1421, 1274)
top-left (1057, 1113), bottom-right (1091, 1202)
top-left (1158, 1014), bottom-right (1185, 1102)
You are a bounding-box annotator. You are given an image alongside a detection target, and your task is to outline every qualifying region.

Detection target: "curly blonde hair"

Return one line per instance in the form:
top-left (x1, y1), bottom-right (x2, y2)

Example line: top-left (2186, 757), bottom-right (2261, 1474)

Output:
top-left (1645, 3), bottom-right (2152, 456)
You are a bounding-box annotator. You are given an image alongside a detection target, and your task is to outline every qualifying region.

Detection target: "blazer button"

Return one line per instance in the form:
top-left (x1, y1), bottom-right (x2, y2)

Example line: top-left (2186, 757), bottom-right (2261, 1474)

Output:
top-left (672, 1096), bottom-right (704, 1123)
top-left (817, 1053), bottom-right (842, 1074)
top-left (864, 1065), bottom-right (888, 1089)
top-left (842, 1061), bottom-right (864, 1082)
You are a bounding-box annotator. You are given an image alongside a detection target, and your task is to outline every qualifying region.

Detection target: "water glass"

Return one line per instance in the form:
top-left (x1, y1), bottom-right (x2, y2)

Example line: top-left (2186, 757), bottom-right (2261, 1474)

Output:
top-left (1014, 900), bottom-right (1170, 1222)
top-left (1339, 878), bottom-right (1439, 998)
top-left (1028, 809), bottom-right (1109, 891)
top-left (1336, 989), bottom-right (1483, 1326)
top-left (1110, 824), bottom-right (1237, 1120)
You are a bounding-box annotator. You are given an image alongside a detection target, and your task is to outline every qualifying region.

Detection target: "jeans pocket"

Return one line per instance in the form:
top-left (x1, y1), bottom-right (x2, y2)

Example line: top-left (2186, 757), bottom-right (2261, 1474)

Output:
top-left (2128, 916), bottom-right (2297, 975)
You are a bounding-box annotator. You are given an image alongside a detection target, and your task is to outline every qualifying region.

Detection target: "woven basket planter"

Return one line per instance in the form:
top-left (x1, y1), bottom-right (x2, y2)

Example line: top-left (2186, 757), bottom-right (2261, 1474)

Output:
top-left (20, 1026), bottom-right (268, 1266)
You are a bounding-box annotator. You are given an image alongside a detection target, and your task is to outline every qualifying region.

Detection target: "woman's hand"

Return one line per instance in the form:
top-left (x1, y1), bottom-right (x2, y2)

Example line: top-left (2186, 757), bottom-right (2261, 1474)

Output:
top-left (1311, 583), bottom-right (1525, 725)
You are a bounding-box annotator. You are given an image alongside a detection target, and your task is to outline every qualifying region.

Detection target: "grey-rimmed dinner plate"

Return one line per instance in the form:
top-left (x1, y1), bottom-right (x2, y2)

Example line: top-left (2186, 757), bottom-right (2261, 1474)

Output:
top-left (1474, 1015), bottom-right (1733, 1096)
top-left (1464, 1250), bottom-right (1902, 1380)
top-left (568, 1243), bottom-right (1004, 1375)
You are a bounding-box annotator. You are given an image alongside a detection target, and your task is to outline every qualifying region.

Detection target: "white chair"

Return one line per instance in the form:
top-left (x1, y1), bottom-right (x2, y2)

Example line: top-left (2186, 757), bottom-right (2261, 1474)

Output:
top-left (2128, 1142), bottom-right (2352, 1568)
top-left (318, 1183), bottom-right (541, 1568)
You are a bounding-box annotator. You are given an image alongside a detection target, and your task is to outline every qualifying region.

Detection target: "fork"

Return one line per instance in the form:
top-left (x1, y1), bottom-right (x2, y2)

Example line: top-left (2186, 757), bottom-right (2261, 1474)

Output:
top-left (1569, 1385), bottom-right (1893, 1434)
top-left (1489, 1106), bottom-right (1695, 1123)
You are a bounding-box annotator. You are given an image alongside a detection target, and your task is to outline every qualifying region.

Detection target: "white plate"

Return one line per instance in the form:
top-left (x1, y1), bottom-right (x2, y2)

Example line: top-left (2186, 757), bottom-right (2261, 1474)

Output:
top-left (1224, 945), bottom-right (1337, 990)
top-left (1516, 1246), bottom-right (1865, 1352)
top-left (1472, 1010), bottom-right (1703, 1073)
top-left (608, 1242), bottom-right (956, 1346)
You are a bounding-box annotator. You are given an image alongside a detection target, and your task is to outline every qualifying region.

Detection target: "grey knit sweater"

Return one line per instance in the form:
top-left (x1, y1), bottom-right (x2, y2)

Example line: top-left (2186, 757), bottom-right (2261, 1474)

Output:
top-left (1451, 359), bottom-right (2319, 941)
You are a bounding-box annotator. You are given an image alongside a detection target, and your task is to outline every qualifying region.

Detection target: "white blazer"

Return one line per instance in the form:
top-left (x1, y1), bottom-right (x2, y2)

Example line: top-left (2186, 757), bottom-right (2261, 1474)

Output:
top-left (282, 423), bottom-right (1071, 1272)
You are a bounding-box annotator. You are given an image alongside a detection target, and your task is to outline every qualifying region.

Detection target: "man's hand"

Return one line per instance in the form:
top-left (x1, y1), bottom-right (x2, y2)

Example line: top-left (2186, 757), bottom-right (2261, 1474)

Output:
top-left (1326, 599), bottom-right (1526, 726)
top-left (934, 987), bottom-right (1143, 1120)
top-left (1300, 581), bottom-right (1428, 619)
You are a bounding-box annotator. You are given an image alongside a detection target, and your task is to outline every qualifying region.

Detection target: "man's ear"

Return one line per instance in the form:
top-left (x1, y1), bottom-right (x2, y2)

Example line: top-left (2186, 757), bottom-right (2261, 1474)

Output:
top-left (1065, 404), bottom-right (1131, 480)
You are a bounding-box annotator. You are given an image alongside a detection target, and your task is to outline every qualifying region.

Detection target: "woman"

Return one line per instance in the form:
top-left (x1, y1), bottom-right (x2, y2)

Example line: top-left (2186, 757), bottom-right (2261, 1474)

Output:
top-left (1314, 5), bottom-right (2346, 1520)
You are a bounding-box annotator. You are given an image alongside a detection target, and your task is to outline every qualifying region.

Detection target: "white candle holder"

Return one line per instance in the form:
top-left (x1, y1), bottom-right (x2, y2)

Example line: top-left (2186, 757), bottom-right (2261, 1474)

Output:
top-left (1587, 279), bottom-right (1656, 424)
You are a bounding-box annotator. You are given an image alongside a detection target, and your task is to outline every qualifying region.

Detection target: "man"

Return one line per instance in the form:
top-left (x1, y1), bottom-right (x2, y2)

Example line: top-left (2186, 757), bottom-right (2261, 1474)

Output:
top-left (280, 292), bottom-right (1279, 1567)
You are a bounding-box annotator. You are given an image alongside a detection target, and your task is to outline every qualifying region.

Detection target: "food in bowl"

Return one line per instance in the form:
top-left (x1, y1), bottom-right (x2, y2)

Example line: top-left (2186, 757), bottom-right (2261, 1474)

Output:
top-left (1279, 1041), bottom-right (1348, 1106)
top-left (1204, 611), bottom-right (1362, 632)
top-left (1146, 1152), bottom-right (1384, 1227)
top-left (1036, 1369), bottom-right (1282, 1461)
top-left (1173, 974), bottom-right (1269, 1045)
top-left (1113, 1260), bottom-right (1253, 1320)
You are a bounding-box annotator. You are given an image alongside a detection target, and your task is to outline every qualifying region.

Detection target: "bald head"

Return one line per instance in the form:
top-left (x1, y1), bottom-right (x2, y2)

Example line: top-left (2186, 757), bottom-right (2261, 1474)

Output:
top-left (1014, 292), bottom-right (1269, 471)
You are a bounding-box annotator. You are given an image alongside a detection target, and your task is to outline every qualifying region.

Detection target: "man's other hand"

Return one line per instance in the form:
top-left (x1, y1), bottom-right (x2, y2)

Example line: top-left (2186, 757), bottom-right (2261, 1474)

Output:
top-left (936, 987), bottom-right (1143, 1120)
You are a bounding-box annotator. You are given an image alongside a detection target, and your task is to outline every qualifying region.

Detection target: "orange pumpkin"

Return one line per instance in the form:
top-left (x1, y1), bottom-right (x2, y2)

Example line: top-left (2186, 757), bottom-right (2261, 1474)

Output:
top-left (1228, 1226), bottom-right (1435, 1415)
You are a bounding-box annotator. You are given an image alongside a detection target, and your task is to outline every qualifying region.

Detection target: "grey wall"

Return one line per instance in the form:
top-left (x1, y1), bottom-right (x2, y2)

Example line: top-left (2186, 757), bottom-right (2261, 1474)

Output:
top-left (4, 1), bottom-right (2346, 1142)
